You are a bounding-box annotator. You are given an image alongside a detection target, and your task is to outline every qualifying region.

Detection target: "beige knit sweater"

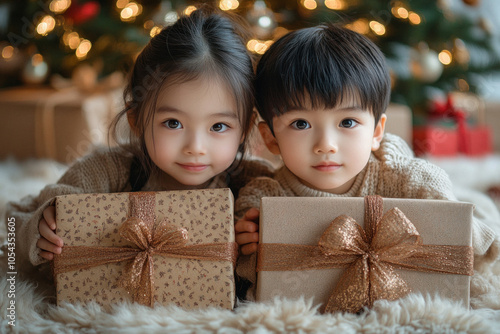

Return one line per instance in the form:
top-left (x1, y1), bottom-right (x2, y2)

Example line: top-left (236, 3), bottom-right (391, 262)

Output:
top-left (7, 146), bottom-right (274, 274)
top-left (235, 134), bottom-right (498, 290)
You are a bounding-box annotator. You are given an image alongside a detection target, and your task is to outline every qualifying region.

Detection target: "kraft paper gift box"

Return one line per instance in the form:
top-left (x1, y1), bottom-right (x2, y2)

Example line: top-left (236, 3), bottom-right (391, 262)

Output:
top-left (256, 196), bottom-right (474, 313)
top-left (53, 188), bottom-right (238, 310)
top-left (0, 86), bottom-right (121, 163)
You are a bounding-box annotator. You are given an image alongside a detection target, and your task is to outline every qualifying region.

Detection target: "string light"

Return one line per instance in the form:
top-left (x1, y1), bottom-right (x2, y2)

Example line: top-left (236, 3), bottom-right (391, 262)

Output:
top-left (76, 39), bottom-right (92, 59)
top-left (369, 21), bottom-right (386, 36)
top-left (63, 31), bottom-right (81, 49)
top-left (397, 7), bottom-right (409, 19)
top-left (32, 54), bottom-right (44, 66)
top-left (120, 2), bottom-right (142, 21)
top-left (49, 0), bottom-right (71, 14)
top-left (246, 39), bottom-right (273, 55)
top-left (302, 0), bottom-right (317, 10)
top-left (438, 50), bottom-right (452, 65)
top-left (163, 11), bottom-right (178, 25)
top-left (1, 45), bottom-right (14, 60)
top-left (325, 0), bottom-right (346, 10)
top-left (36, 15), bottom-right (56, 36)
top-left (150, 26), bottom-right (162, 37)
top-left (116, 0), bottom-right (129, 9)
top-left (184, 6), bottom-right (197, 16)
top-left (219, 0), bottom-right (239, 11)
top-left (408, 12), bottom-right (421, 25)
top-left (345, 19), bottom-right (370, 35)
top-left (457, 78), bottom-right (470, 91)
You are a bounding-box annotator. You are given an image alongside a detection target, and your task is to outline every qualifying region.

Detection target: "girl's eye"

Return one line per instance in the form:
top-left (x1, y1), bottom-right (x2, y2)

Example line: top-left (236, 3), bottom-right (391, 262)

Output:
top-left (164, 119), bottom-right (182, 129)
top-left (211, 123), bottom-right (229, 132)
top-left (291, 119), bottom-right (310, 130)
top-left (340, 119), bottom-right (358, 128)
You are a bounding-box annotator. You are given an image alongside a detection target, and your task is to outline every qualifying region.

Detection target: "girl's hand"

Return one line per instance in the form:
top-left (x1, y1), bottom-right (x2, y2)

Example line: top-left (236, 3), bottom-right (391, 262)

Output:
top-left (235, 207), bottom-right (260, 255)
top-left (37, 205), bottom-right (63, 260)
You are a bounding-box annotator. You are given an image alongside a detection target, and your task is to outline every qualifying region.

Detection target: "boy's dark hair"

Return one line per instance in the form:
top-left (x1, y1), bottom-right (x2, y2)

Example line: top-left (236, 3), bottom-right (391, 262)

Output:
top-left (110, 4), bottom-right (254, 188)
top-left (254, 24), bottom-right (391, 129)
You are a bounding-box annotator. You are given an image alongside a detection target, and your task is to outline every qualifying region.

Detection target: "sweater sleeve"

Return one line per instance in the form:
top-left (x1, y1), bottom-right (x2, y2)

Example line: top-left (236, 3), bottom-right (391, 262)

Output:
top-left (227, 157), bottom-right (275, 199)
top-left (5, 147), bottom-right (133, 270)
top-left (375, 135), bottom-right (496, 256)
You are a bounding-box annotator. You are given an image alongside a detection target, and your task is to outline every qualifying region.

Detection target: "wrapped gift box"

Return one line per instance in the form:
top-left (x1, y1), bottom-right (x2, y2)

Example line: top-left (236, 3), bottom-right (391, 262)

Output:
top-left (256, 196), bottom-right (473, 313)
top-left (53, 188), bottom-right (237, 310)
top-left (0, 86), bottom-right (122, 163)
top-left (413, 125), bottom-right (459, 156)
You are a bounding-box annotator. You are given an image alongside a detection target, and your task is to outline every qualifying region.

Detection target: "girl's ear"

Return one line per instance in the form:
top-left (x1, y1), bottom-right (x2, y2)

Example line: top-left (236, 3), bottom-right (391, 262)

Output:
top-left (127, 109), bottom-right (140, 136)
top-left (371, 113), bottom-right (387, 151)
top-left (258, 121), bottom-right (280, 155)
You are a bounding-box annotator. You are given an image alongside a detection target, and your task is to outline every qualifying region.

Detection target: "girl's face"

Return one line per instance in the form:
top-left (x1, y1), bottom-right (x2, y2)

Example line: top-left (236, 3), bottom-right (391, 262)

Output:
top-left (144, 77), bottom-right (243, 187)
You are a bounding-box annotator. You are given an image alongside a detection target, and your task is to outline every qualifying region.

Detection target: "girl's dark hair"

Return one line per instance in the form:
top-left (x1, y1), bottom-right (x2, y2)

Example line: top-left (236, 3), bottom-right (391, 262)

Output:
top-left (254, 24), bottom-right (391, 130)
top-left (110, 5), bottom-right (254, 184)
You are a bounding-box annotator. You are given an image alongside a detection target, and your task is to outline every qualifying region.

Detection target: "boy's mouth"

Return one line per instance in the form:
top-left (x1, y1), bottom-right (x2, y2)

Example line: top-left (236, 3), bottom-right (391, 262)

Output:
top-left (313, 162), bottom-right (341, 172)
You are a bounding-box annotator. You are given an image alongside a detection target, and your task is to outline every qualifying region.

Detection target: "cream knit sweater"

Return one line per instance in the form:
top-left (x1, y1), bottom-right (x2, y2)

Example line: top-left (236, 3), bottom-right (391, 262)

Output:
top-left (7, 146), bottom-right (274, 274)
top-left (235, 134), bottom-right (498, 290)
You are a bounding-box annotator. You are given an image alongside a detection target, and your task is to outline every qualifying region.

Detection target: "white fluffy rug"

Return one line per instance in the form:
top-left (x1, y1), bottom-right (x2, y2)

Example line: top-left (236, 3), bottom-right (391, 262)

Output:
top-left (1, 156), bottom-right (500, 333)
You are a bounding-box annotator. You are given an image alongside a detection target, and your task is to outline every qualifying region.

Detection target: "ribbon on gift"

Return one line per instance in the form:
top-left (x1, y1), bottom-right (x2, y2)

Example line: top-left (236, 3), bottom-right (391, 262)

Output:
top-left (53, 192), bottom-right (238, 307)
top-left (256, 195), bottom-right (474, 314)
top-left (429, 94), bottom-right (469, 153)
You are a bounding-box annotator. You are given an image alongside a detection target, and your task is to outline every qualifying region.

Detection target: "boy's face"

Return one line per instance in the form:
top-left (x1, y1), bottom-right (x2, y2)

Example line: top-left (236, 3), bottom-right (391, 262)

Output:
top-left (260, 98), bottom-right (386, 194)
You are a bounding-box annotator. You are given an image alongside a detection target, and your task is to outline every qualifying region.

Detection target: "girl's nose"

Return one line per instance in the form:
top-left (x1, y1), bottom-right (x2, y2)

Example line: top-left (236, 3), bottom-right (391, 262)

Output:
top-left (183, 132), bottom-right (207, 155)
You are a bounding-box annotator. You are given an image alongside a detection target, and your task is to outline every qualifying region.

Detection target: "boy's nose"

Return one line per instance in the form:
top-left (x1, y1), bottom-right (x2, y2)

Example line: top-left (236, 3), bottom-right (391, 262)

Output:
top-left (183, 132), bottom-right (207, 155)
top-left (313, 131), bottom-right (338, 154)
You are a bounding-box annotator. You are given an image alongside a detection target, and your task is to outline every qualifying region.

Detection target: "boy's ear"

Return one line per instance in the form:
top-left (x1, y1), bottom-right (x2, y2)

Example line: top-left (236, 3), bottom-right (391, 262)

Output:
top-left (371, 114), bottom-right (387, 151)
top-left (258, 121), bottom-right (280, 155)
top-left (127, 109), bottom-right (140, 136)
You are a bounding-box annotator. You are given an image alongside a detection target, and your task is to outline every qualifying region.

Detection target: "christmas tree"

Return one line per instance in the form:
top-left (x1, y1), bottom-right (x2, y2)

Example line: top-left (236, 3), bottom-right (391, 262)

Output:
top-left (1, 0), bottom-right (499, 115)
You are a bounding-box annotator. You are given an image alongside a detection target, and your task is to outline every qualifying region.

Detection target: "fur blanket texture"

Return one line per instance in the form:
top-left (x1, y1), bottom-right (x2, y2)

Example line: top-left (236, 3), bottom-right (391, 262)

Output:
top-left (1, 156), bottom-right (500, 333)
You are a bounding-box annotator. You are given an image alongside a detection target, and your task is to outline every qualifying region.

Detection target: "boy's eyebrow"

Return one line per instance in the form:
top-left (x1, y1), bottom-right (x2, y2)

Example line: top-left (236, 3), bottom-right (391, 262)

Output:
top-left (156, 106), bottom-right (239, 119)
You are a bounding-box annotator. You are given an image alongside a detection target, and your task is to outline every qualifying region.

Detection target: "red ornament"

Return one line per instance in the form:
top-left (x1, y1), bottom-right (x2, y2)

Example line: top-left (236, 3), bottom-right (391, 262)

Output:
top-left (64, 1), bottom-right (100, 25)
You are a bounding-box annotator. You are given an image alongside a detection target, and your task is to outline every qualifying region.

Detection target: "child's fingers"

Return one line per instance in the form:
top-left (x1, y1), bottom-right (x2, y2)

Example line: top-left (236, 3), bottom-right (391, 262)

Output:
top-left (39, 220), bottom-right (64, 247)
top-left (39, 250), bottom-right (55, 261)
top-left (42, 205), bottom-right (56, 230)
top-left (234, 220), bottom-right (258, 233)
top-left (235, 231), bottom-right (259, 246)
top-left (243, 208), bottom-right (260, 222)
top-left (240, 243), bottom-right (258, 255)
top-left (36, 237), bottom-right (62, 255)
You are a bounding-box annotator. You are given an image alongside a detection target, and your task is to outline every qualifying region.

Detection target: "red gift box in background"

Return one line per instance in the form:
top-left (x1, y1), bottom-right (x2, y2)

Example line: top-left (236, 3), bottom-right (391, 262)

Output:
top-left (413, 94), bottom-right (493, 157)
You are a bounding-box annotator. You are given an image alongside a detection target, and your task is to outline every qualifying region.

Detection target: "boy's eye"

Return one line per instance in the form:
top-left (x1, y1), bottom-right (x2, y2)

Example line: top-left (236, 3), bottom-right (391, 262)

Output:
top-left (211, 123), bottom-right (229, 132)
top-left (339, 119), bottom-right (358, 128)
top-left (291, 119), bottom-right (310, 130)
top-left (164, 119), bottom-right (182, 129)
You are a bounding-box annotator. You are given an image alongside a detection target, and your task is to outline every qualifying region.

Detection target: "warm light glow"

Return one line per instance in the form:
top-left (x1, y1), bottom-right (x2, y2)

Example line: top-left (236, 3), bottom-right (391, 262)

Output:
top-left (76, 39), bottom-right (92, 59)
top-left (408, 12), bottom-right (421, 25)
top-left (121, 7), bottom-right (133, 20)
top-left (120, 2), bottom-right (142, 21)
top-left (36, 15), bottom-right (56, 36)
top-left (150, 26), bottom-right (162, 37)
top-left (369, 21), bottom-right (386, 36)
top-left (438, 50), bottom-right (452, 65)
top-left (247, 39), bottom-right (259, 51)
top-left (397, 7), bottom-right (409, 19)
top-left (184, 5), bottom-right (197, 16)
top-left (127, 2), bottom-right (142, 16)
top-left (302, 0), bottom-right (317, 10)
top-left (164, 11), bottom-right (178, 24)
top-left (346, 19), bottom-right (370, 35)
top-left (32, 54), bottom-right (44, 66)
top-left (49, 0), bottom-right (71, 14)
top-left (246, 39), bottom-right (273, 54)
top-left (64, 31), bottom-right (81, 49)
top-left (1, 46), bottom-right (14, 60)
top-left (116, 0), bottom-right (129, 9)
top-left (457, 79), bottom-right (470, 91)
top-left (143, 20), bottom-right (154, 30)
top-left (219, 0), bottom-right (239, 11)
top-left (325, 0), bottom-right (346, 10)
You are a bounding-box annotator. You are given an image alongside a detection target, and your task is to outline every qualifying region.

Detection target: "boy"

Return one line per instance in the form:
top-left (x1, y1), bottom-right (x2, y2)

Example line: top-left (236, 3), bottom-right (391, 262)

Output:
top-left (234, 24), bottom-right (497, 297)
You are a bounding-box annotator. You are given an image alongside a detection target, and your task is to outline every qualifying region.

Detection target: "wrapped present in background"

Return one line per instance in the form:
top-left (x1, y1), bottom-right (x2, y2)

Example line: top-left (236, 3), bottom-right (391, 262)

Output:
top-left (0, 75), bottom-right (123, 163)
top-left (413, 94), bottom-right (493, 157)
top-left (256, 196), bottom-right (473, 313)
top-left (53, 188), bottom-right (238, 310)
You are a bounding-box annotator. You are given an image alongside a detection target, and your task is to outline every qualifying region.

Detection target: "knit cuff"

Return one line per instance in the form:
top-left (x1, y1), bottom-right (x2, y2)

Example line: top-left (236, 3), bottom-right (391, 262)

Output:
top-left (472, 217), bottom-right (497, 255)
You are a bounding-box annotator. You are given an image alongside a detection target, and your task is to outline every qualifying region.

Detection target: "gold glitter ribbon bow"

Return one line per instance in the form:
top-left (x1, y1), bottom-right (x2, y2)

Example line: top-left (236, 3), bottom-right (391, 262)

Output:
top-left (257, 196), bottom-right (474, 314)
top-left (53, 192), bottom-right (238, 307)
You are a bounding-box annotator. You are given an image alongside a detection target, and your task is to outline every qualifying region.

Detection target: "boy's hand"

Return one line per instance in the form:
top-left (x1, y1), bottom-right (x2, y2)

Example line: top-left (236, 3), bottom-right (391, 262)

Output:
top-left (37, 205), bottom-right (63, 260)
top-left (235, 207), bottom-right (260, 255)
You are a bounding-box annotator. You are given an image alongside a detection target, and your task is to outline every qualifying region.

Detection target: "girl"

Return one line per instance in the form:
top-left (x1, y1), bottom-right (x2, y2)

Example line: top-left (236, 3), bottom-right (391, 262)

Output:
top-left (8, 5), bottom-right (273, 271)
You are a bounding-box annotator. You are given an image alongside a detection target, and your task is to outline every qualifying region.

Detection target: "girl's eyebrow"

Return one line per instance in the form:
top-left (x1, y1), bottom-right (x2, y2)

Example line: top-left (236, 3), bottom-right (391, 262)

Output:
top-left (156, 106), bottom-right (239, 119)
